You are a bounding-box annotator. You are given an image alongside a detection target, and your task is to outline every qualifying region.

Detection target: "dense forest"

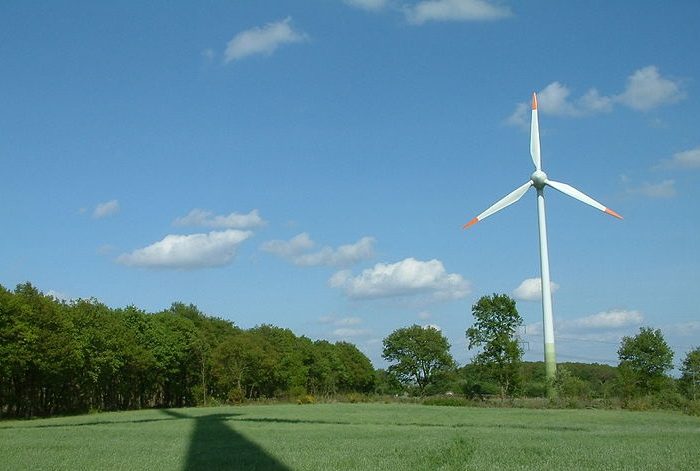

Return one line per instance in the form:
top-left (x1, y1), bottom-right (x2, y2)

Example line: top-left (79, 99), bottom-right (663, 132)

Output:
top-left (0, 283), bottom-right (375, 418)
top-left (2, 283), bottom-right (698, 419)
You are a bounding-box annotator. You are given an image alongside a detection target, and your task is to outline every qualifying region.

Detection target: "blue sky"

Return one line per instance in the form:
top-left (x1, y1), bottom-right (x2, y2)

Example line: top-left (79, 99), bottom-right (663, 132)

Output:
top-left (2, 1), bottom-right (699, 369)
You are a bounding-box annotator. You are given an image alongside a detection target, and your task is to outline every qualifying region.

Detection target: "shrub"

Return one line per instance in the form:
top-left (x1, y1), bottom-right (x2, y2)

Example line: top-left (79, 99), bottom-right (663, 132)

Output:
top-left (422, 396), bottom-right (470, 407)
top-left (297, 394), bottom-right (316, 405)
top-left (227, 388), bottom-right (245, 405)
top-left (684, 399), bottom-right (700, 416)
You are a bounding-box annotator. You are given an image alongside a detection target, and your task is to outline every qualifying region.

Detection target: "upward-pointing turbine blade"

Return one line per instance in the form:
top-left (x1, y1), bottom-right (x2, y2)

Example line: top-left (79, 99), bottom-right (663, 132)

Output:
top-left (546, 180), bottom-right (623, 219)
top-left (464, 181), bottom-right (533, 228)
top-left (530, 92), bottom-right (541, 170)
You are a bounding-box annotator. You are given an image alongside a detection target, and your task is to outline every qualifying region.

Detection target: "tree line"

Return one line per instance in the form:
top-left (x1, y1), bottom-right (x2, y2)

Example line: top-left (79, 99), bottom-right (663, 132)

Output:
top-left (0, 283), bottom-right (375, 418)
top-left (2, 285), bottom-right (698, 419)
top-left (379, 294), bottom-right (700, 407)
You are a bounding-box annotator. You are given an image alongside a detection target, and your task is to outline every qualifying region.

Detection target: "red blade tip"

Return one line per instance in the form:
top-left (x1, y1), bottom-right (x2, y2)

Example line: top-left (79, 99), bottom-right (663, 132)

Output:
top-left (532, 92), bottom-right (538, 110)
top-left (605, 208), bottom-right (623, 219)
top-left (463, 218), bottom-right (479, 229)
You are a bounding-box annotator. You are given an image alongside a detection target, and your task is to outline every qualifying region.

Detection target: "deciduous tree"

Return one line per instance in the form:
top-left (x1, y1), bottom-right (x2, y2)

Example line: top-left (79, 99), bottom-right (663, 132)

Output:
top-left (679, 347), bottom-right (700, 400)
top-left (382, 325), bottom-right (454, 395)
top-left (617, 327), bottom-right (673, 396)
top-left (466, 294), bottom-right (523, 399)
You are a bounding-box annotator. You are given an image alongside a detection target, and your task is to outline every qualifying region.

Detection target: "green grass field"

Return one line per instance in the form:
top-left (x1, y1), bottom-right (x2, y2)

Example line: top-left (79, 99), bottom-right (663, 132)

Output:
top-left (1, 403), bottom-right (699, 470)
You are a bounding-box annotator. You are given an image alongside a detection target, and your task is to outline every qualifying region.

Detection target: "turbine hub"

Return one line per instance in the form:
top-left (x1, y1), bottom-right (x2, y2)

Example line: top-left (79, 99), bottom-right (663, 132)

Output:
top-left (531, 170), bottom-right (548, 189)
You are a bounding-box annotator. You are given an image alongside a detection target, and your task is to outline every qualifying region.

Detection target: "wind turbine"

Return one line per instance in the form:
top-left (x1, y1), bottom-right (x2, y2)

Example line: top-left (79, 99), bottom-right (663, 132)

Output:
top-left (464, 93), bottom-right (622, 396)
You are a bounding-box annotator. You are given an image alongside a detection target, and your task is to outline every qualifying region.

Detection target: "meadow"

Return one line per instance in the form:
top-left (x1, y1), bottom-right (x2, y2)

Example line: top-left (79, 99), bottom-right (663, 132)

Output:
top-left (1, 403), bottom-right (699, 470)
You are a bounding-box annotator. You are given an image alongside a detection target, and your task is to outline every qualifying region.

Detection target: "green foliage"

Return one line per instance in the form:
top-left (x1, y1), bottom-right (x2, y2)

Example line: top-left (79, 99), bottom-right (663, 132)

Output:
top-left (466, 294), bottom-right (523, 398)
top-left (554, 366), bottom-right (590, 400)
top-left (382, 325), bottom-right (455, 395)
top-left (297, 394), bottom-right (316, 405)
top-left (679, 347), bottom-right (700, 400)
top-left (422, 396), bottom-right (471, 407)
top-left (0, 282), bottom-right (376, 418)
top-left (373, 369), bottom-right (403, 395)
top-left (617, 327), bottom-right (674, 397)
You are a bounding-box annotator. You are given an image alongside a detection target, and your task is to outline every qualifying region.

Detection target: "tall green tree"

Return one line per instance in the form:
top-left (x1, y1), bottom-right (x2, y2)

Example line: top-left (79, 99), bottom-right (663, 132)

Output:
top-left (382, 325), bottom-right (455, 395)
top-left (679, 347), bottom-right (700, 400)
top-left (617, 327), bottom-right (674, 396)
top-left (466, 294), bottom-right (523, 399)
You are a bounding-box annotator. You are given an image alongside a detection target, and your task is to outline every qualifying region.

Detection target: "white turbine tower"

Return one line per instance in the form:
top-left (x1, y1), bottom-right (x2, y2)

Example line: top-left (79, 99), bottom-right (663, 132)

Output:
top-left (464, 93), bottom-right (622, 396)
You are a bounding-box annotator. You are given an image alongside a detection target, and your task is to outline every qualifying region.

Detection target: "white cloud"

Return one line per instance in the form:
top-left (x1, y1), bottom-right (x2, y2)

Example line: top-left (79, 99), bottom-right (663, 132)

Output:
top-left (513, 277), bottom-right (559, 302)
top-left (46, 290), bottom-right (69, 302)
top-left (660, 147), bottom-right (700, 169)
top-left (93, 200), bottom-right (120, 219)
top-left (333, 327), bottom-right (371, 337)
top-left (418, 311), bottom-right (432, 320)
top-left (174, 209), bottom-right (265, 229)
top-left (664, 321), bottom-right (700, 337)
top-left (406, 0), bottom-right (512, 24)
top-left (224, 17), bottom-right (307, 64)
top-left (578, 88), bottom-right (614, 114)
top-left (344, 0), bottom-right (388, 11)
top-left (423, 324), bottom-right (442, 331)
top-left (507, 83), bottom-right (613, 127)
top-left (566, 310), bottom-right (644, 331)
top-left (505, 102), bottom-right (530, 128)
top-left (262, 233), bottom-right (314, 258)
top-left (536, 82), bottom-right (581, 117)
top-left (524, 310), bottom-right (645, 342)
top-left (507, 66), bottom-right (683, 126)
top-left (330, 257), bottom-right (470, 300)
top-left (616, 66), bottom-right (685, 111)
top-left (321, 315), bottom-right (369, 337)
top-left (117, 230), bottom-right (252, 269)
top-left (626, 179), bottom-right (676, 198)
top-left (261, 233), bottom-right (375, 267)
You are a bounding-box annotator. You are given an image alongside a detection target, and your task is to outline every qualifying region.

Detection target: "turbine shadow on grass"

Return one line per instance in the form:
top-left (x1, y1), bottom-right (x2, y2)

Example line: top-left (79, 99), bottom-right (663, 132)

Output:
top-left (227, 416), bottom-right (587, 432)
top-left (160, 409), bottom-right (290, 471)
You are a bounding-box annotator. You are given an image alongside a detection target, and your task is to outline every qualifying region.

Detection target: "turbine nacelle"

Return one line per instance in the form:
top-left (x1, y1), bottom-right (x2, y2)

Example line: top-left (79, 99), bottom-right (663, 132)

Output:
top-left (530, 170), bottom-right (547, 189)
top-left (462, 91), bottom-right (624, 397)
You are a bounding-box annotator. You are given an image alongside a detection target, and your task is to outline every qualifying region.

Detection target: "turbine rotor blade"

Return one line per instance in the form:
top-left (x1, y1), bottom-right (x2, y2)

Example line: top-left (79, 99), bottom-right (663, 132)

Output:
top-left (464, 181), bottom-right (533, 228)
top-left (546, 180), bottom-right (623, 219)
top-left (530, 93), bottom-right (541, 170)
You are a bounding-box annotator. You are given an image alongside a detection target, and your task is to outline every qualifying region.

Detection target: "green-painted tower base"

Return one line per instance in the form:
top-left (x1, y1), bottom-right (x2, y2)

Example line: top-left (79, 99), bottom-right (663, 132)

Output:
top-left (545, 342), bottom-right (557, 398)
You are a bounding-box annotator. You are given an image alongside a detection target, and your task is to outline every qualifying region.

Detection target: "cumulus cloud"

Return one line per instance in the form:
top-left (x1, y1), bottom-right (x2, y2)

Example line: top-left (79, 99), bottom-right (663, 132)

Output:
top-left (513, 277), bottom-right (559, 302)
top-left (565, 310), bottom-right (644, 331)
top-left (319, 315), bottom-right (363, 326)
top-left (333, 327), bottom-right (372, 337)
top-left (93, 200), bottom-right (120, 219)
top-left (117, 230), bottom-right (252, 269)
top-left (616, 66), bottom-right (685, 111)
top-left (659, 146), bottom-right (700, 169)
top-left (625, 179), bottom-right (676, 198)
top-left (418, 311), bottom-right (432, 320)
top-left (224, 17), bottom-right (307, 64)
top-left (320, 315), bottom-right (370, 337)
top-left (664, 321), bottom-right (700, 337)
top-left (507, 66), bottom-right (684, 126)
top-left (174, 209), bottom-right (265, 229)
top-left (524, 310), bottom-right (645, 343)
top-left (261, 233), bottom-right (375, 267)
top-left (329, 257), bottom-right (470, 300)
top-left (406, 0), bottom-right (513, 24)
top-left (344, 0), bottom-right (389, 11)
